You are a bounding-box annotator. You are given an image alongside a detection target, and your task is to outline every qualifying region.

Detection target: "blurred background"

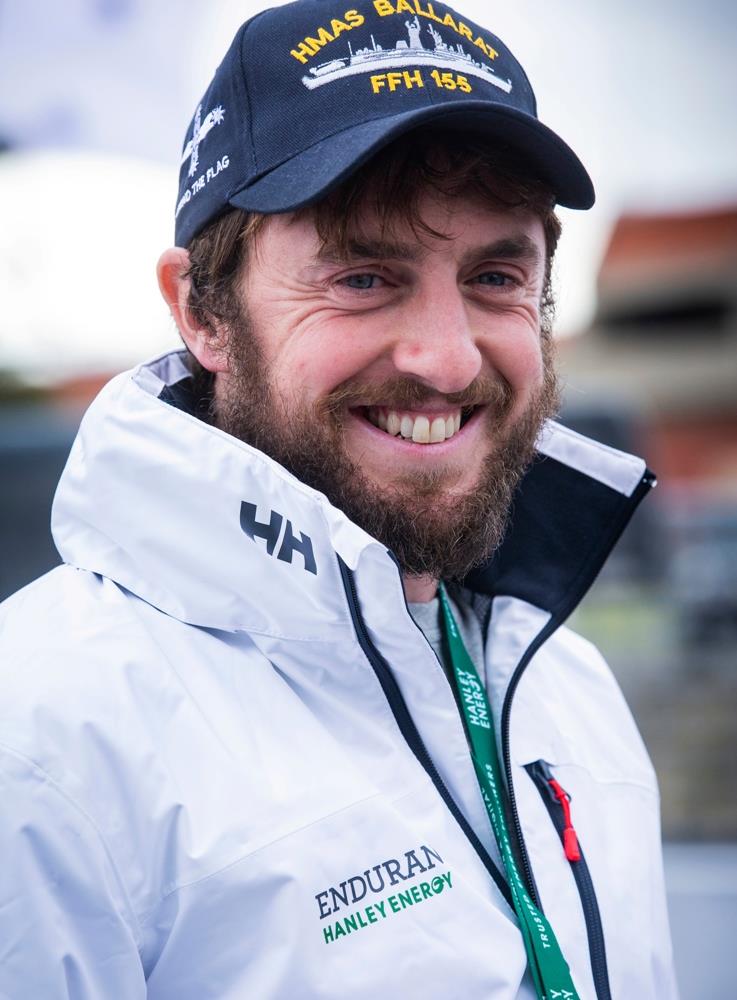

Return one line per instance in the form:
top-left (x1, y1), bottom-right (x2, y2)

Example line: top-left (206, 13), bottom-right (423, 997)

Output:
top-left (1, 2), bottom-right (735, 995)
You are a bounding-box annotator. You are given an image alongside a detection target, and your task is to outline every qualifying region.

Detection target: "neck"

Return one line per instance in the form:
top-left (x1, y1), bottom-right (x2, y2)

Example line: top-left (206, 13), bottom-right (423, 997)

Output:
top-left (403, 574), bottom-right (439, 603)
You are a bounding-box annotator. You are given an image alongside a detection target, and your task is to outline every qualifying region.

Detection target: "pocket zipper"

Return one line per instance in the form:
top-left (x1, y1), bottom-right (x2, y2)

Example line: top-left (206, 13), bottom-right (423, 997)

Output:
top-left (525, 760), bottom-right (613, 1000)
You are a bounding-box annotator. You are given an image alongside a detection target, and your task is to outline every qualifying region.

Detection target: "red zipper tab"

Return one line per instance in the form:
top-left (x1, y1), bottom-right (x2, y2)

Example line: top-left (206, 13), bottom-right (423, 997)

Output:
top-left (548, 778), bottom-right (581, 862)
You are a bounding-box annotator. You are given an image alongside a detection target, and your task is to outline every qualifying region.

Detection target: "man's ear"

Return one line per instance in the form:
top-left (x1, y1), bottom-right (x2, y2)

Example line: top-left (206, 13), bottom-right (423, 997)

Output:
top-left (156, 247), bottom-right (230, 373)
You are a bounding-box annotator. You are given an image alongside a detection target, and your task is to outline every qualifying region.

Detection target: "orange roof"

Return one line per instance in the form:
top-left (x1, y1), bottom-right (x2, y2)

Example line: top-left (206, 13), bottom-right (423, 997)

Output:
top-left (48, 372), bottom-right (114, 409)
top-left (600, 205), bottom-right (737, 287)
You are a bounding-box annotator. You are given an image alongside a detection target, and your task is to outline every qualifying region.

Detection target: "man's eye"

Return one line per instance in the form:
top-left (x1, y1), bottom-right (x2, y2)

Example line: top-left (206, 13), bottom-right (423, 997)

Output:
top-left (342, 273), bottom-right (383, 290)
top-left (474, 271), bottom-right (516, 287)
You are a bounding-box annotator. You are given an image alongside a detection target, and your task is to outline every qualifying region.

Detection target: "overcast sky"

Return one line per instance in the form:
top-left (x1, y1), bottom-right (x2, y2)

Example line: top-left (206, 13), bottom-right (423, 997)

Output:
top-left (1, 0), bottom-right (735, 377)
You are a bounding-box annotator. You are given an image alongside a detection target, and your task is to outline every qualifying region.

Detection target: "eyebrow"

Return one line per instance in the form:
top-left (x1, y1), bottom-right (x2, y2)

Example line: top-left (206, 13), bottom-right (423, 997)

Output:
top-left (461, 235), bottom-right (543, 270)
top-left (315, 238), bottom-right (424, 264)
top-left (315, 233), bottom-right (543, 269)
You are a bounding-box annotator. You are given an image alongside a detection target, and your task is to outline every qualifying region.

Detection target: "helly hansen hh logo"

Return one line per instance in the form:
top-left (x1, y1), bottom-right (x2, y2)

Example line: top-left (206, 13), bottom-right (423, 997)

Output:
top-left (240, 501), bottom-right (317, 575)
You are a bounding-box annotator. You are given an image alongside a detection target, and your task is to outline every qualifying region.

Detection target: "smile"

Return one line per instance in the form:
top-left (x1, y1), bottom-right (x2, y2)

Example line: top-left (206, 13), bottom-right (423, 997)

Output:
top-left (359, 406), bottom-right (474, 445)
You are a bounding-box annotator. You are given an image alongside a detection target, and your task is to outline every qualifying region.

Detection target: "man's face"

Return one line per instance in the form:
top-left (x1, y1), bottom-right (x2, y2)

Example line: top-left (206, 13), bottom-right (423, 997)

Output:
top-left (215, 190), bottom-right (557, 579)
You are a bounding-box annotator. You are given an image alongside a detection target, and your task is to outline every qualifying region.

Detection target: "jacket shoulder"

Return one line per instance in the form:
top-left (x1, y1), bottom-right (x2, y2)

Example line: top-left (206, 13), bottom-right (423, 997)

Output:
top-left (0, 564), bottom-right (267, 780)
top-left (0, 565), bottom-right (167, 725)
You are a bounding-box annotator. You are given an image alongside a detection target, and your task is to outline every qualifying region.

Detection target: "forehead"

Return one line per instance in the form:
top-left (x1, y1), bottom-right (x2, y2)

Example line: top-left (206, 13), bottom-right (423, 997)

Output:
top-left (261, 188), bottom-right (546, 262)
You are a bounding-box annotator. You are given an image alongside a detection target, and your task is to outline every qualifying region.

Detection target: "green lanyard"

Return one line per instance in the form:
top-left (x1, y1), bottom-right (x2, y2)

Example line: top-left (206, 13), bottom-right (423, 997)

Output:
top-left (438, 584), bottom-right (580, 1000)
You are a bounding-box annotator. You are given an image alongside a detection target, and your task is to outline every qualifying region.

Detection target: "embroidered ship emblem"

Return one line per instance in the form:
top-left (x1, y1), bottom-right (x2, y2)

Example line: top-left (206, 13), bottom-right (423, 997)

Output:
top-left (301, 18), bottom-right (512, 93)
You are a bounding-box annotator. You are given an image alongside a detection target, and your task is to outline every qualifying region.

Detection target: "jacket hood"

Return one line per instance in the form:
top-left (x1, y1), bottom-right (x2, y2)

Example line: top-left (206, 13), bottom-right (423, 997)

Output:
top-left (52, 351), bottom-right (653, 638)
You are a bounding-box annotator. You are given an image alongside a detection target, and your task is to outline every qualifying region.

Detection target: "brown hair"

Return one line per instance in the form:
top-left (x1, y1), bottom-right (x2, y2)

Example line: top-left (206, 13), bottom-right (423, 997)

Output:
top-left (185, 127), bottom-right (562, 338)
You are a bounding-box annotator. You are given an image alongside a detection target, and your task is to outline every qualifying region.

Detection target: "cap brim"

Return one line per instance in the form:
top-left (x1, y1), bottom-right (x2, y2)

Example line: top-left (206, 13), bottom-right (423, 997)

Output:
top-left (228, 102), bottom-right (594, 215)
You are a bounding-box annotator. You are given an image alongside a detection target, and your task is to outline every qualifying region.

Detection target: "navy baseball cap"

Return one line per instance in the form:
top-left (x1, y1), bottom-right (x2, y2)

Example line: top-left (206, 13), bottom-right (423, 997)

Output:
top-left (174, 0), bottom-right (594, 246)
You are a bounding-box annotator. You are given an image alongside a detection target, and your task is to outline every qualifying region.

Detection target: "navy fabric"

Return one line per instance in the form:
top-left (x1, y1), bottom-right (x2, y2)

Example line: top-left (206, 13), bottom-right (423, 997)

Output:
top-left (174, 0), bottom-right (594, 245)
top-left (158, 374), bottom-right (213, 422)
top-left (466, 456), bottom-right (654, 616)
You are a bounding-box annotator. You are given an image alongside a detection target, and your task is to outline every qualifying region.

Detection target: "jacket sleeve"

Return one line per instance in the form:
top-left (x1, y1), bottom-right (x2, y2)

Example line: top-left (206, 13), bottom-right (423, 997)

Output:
top-left (0, 745), bottom-right (147, 999)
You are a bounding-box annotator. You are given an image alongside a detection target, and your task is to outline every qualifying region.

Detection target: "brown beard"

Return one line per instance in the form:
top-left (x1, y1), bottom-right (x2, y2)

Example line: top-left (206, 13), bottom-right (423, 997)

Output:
top-left (215, 314), bottom-right (559, 582)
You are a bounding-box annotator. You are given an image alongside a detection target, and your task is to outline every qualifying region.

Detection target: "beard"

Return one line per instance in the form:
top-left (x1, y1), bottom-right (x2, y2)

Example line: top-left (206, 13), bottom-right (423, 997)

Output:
top-left (215, 314), bottom-right (559, 583)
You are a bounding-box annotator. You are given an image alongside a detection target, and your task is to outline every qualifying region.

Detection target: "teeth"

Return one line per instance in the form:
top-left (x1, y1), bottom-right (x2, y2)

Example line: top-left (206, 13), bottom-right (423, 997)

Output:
top-left (367, 407), bottom-right (466, 445)
top-left (386, 412), bottom-right (401, 436)
top-left (430, 417), bottom-right (447, 443)
top-left (412, 416), bottom-right (430, 443)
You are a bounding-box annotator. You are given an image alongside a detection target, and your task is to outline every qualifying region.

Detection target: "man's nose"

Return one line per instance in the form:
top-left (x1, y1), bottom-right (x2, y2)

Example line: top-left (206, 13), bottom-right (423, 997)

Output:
top-left (389, 288), bottom-right (483, 395)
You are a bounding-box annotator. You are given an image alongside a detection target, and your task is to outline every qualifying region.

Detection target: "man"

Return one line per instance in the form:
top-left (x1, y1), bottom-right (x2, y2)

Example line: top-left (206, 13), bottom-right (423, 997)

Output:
top-left (0, 2), bottom-right (676, 997)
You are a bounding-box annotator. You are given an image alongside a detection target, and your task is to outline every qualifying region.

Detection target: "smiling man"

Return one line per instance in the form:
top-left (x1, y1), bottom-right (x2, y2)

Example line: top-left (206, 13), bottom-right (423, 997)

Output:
top-left (161, 138), bottom-right (560, 596)
top-left (0, 2), bottom-right (677, 998)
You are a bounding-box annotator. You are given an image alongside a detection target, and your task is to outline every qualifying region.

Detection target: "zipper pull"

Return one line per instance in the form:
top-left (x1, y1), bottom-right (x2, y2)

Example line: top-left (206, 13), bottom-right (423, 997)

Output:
top-left (548, 778), bottom-right (581, 862)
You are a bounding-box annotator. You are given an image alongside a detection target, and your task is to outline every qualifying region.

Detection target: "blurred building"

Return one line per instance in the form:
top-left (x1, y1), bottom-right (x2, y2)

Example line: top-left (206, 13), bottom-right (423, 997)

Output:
top-left (560, 205), bottom-right (737, 496)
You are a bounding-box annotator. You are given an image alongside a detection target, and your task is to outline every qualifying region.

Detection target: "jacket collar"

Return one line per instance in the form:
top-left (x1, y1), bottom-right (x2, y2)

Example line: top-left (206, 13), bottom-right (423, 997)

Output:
top-left (467, 420), bottom-right (654, 620)
top-left (52, 351), bottom-right (653, 638)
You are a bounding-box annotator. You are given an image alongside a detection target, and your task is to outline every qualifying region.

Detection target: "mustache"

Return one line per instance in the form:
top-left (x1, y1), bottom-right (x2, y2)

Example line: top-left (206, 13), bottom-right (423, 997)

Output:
top-left (319, 374), bottom-right (513, 418)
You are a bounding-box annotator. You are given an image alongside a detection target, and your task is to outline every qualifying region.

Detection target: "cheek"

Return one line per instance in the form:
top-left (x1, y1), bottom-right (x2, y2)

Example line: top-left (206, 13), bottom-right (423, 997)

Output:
top-left (272, 319), bottom-right (385, 398)
top-left (492, 331), bottom-right (545, 397)
top-left (517, 347), bottom-right (545, 389)
top-left (272, 337), bottom-right (368, 401)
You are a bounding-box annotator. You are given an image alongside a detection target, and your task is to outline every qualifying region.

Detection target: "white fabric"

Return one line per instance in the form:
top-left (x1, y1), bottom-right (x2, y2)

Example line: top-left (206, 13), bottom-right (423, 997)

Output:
top-left (0, 352), bottom-right (677, 999)
top-left (536, 419), bottom-right (648, 497)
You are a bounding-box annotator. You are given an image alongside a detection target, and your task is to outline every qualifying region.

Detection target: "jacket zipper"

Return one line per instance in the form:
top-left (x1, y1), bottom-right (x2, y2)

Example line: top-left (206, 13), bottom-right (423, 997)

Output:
top-left (526, 760), bottom-right (613, 1000)
top-left (499, 471), bottom-right (656, 911)
top-left (337, 556), bottom-right (513, 910)
top-left (338, 469), bottom-right (653, 974)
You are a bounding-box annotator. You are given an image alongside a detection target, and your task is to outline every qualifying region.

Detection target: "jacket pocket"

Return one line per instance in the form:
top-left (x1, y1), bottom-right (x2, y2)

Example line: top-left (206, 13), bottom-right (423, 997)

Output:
top-left (525, 759), bottom-right (613, 1000)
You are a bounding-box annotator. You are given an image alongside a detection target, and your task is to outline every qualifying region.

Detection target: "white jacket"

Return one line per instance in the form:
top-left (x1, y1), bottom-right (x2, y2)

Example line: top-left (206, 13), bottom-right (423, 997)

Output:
top-left (0, 352), bottom-right (677, 999)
